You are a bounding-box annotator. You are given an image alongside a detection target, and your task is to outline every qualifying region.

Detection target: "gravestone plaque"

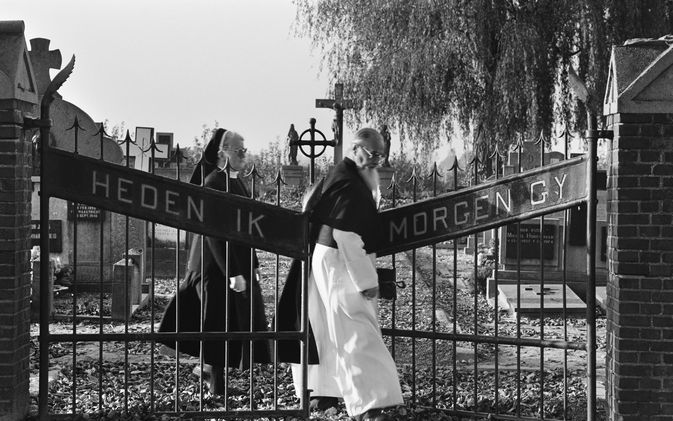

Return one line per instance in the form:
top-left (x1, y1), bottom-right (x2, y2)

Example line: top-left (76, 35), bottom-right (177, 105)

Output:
top-left (31, 220), bottom-right (63, 253)
top-left (67, 202), bottom-right (103, 221)
top-left (505, 223), bottom-right (555, 260)
top-left (148, 223), bottom-right (186, 248)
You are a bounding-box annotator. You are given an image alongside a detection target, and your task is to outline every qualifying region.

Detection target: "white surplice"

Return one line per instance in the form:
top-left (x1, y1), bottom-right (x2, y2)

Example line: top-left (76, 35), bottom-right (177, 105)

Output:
top-left (292, 228), bottom-right (403, 416)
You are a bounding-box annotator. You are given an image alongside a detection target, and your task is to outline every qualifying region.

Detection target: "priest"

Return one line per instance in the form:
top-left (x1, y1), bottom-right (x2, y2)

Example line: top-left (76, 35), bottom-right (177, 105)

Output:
top-left (278, 128), bottom-right (403, 421)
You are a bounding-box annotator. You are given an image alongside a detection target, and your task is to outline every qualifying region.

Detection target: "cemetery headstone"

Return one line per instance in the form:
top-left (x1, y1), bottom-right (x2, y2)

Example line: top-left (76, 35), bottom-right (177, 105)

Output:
top-left (29, 37), bottom-right (126, 287)
top-left (146, 165), bottom-right (193, 278)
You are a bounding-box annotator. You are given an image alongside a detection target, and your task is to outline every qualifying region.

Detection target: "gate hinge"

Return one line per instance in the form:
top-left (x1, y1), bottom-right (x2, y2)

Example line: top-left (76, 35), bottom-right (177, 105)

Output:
top-left (23, 117), bottom-right (51, 129)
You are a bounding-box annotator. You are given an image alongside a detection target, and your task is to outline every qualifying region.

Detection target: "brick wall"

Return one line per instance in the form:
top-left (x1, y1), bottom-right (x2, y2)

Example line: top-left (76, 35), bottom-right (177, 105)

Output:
top-left (606, 112), bottom-right (673, 420)
top-left (0, 108), bottom-right (32, 420)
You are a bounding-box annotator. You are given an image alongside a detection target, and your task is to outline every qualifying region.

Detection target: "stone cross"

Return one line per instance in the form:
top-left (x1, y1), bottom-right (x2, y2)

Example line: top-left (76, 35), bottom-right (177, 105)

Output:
top-left (29, 38), bottom-right (62, 97)
top-left (315, 82), bottom-right (356, 163)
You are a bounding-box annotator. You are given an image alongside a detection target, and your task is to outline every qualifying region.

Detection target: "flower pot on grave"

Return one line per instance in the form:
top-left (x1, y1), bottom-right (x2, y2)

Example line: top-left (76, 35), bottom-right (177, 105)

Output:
top-left (282, 165), bottom-right (304, 186)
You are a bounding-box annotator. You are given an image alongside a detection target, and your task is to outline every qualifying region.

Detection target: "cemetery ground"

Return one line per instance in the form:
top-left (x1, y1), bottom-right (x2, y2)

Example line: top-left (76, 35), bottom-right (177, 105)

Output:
top-left (28, 246), bottom-right (607, 421)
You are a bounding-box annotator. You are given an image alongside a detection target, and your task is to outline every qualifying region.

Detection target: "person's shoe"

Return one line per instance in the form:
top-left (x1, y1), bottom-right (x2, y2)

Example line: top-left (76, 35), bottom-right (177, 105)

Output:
top-left (309, 396), bottom-right (339, 411)
top-left (206, 366), bottom-right (225, 396)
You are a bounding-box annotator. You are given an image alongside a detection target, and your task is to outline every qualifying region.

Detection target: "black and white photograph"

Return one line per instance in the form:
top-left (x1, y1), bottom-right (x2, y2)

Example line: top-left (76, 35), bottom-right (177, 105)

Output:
top-left (2, 1), bottom-right (673, 420)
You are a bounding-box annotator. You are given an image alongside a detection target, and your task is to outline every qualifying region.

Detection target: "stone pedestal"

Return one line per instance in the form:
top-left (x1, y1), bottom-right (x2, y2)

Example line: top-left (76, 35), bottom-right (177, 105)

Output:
top-left (282, 164), bottom-right (304, 186)
top-left (111, 256), bottom-right (144, 321)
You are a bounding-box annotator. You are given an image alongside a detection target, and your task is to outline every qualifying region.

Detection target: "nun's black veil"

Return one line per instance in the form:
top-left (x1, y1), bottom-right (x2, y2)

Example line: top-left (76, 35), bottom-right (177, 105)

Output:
top-left (189, 128), bottom-right (226, 185)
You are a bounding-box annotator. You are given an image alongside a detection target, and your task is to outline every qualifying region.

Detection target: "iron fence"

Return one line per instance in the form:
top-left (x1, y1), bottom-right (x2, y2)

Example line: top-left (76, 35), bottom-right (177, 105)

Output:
top-left (34, 116), bottom-right (599, 420)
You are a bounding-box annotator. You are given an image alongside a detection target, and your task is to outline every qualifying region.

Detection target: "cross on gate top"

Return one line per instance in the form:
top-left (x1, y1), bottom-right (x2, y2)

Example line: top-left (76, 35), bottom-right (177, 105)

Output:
top-left (29, 38), bottom-right (62, 98)
top-left (315, 82), bottom-right (356, 163)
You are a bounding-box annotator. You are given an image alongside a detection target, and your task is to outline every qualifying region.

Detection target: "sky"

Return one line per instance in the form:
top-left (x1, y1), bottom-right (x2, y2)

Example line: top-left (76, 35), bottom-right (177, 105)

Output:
top-left (4, 0), bottom-right (360, 159)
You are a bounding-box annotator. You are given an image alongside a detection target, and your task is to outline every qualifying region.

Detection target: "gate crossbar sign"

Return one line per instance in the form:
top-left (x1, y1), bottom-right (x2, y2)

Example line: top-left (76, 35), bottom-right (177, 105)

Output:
top-left (43, 148), bottom-right (309, 259)
top-left (377, 156), bottom-right (589, 255)
top-left (44, 149), bottom-right (589, 259)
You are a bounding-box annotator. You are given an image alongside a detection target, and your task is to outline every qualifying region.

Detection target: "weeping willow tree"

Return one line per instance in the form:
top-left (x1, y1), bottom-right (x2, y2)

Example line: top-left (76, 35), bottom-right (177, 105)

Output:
top-left (294, 0), bottom-right (673, 156)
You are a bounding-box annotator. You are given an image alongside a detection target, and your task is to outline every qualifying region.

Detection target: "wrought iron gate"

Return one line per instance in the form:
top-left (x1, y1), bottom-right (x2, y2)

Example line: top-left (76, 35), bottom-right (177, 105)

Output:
top-left (373, 122), bottom-right (602, 420)
top-left (34, 107), bottom-right (601, 419)
top-left (35, 118), bottom-right (313, 417)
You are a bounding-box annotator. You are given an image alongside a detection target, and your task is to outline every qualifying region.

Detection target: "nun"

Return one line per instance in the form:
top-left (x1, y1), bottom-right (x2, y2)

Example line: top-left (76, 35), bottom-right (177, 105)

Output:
top-left (158, 128), bottom-right (271, 395)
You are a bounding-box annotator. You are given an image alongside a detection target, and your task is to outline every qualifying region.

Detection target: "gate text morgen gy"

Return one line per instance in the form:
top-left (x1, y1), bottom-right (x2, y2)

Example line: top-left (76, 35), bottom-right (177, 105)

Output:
top-left (43, 148), bottom-right (308, 258)
top-left (378, 156), bottom-right (589, 255)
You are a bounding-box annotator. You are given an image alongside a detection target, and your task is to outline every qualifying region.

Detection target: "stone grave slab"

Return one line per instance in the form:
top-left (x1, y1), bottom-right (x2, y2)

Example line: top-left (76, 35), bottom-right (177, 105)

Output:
top-left (496, 284), bottom-right (586, 317)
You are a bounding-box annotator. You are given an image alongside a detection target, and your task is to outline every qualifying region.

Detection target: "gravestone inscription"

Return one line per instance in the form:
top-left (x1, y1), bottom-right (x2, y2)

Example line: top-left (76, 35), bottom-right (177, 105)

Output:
top-left (31, 220), bottom-right (63, 253)
top-left (505, 223), bottom-right (555, 260)
top-left (67, 201), bottom-right (103, 221)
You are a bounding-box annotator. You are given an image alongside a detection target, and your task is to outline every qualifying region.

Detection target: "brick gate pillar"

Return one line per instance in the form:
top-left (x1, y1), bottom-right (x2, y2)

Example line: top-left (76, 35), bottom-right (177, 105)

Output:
top-left (0, 21), bottom-right (38, 421)
top-left (604, 40), bottom-right (673, 420)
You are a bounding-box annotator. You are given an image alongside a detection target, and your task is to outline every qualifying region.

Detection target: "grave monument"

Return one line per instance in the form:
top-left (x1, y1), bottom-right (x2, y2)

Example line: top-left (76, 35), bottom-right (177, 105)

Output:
top-left (488, 148), bottom-right (609, 315)
top-left (377, 124), bottom-right (394, 194)
top-left (28, 38), bottom-right (143, 291)
top-left (281, 123), bottom-right (303, 185)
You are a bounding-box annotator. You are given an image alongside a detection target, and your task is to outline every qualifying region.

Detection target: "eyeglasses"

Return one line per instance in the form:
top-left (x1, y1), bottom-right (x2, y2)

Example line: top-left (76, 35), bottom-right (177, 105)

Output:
top-left (359, 145), bottom-right (384, 160)
top-left (222, 146), bottom-right (247, 158)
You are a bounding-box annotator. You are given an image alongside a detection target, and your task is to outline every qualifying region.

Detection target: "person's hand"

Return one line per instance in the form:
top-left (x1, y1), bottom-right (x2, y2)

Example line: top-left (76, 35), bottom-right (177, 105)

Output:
top-left (360, 286), bottom-right (379, 300)
top-left (253, 268), bottom-right (261, 282)
top-left (229, 275), bottom-right (247, 293)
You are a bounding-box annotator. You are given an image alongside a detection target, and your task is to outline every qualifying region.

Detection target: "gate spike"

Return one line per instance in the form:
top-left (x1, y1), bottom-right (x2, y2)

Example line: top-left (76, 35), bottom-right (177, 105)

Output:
top-left (513, 137), bottom-right (525, 153)
top-left (427, 162), bottom-right (443, 180)
top-left (272, 169), bottom-right (287, 186)
top-left (534, 129), bottom-right (548, 146)
top-left (93, 122), bottom-right (111, 138)
top-left (448, 155), bottom-right (462, 172)
top-left (117, 130), bottom-right (134, 146)
top-left (490, 145), bottom-right (506, 178)
top-left (244, 163), bottom-right (264, 181)
top-left (386, 171), bottom-right (397, 192)
top-left (216, 157), bottom-right (232, 174)
top-left (556, 125), bottom-right (569, 140)
top-left (65, 116), bottom-right (85, 133)
top-left (142, 136), bottom-right (161, 154)
top-left (173, 144), bottom-right (186, 164)
top-left (94, 122), bottom-right (111, 161)
top-left (405, 166), bottom-right (419, 184)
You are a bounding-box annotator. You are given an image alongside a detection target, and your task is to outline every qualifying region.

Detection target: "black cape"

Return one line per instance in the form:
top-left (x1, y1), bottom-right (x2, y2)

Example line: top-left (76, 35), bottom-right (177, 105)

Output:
top-left (275, 158), bottom-right (380, 364)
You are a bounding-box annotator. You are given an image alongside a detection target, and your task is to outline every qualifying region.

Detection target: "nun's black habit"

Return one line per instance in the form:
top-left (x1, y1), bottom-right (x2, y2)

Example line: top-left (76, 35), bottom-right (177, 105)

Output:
top-left (158, 128), bottom-right (271, 369)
